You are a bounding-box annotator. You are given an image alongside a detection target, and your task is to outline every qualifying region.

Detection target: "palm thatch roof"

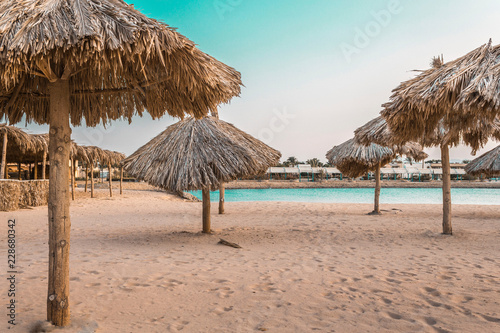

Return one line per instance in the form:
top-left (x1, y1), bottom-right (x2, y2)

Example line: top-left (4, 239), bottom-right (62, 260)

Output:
top-left (326, 138), bottom-right (427, 178)
top-left (76, 145), bottom-right (125, 166)
top-left (0, 123), bottom-right (32, 152)
top-left (381, 41), bottom-right (500, 150)
top-left (465, 145), bottom-right (500, 176)
top-left (360, 113), bottom-right (500, 155)
top-left (0, 126), bottom-right (49, 163)
top-left (31, 134), bottom-right (49, 154)
top-left (123, 116), bottom-right (281, 192)
top-left (0, 0), bottom-right (242, 126)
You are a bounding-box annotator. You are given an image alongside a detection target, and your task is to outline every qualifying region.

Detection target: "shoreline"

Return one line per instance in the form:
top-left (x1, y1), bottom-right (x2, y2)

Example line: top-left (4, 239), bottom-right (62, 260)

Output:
top-left (224, 179), bottom-right (500, 189)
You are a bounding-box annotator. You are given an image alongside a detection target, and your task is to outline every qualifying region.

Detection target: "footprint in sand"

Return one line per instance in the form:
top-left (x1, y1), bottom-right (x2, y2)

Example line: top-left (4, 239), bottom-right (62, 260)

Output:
top-left (216, 287), bottom-right (234, 298)
top-left (250, 282), bottom-right (284, 294)
top-left (480, 314), bottom-right (500, 323)
top-left (381, 297), bottom-right (392, 304)
top-left (157, 279), bottom-right (183, 289)
top-left (426, 299), bottom-right (442, 307)
top-left (424, 316), bottom-right (437, 325)
top-left (386, 312), bottom-right (402, 320)
top-left (422, 286), bottom-right (441, 297)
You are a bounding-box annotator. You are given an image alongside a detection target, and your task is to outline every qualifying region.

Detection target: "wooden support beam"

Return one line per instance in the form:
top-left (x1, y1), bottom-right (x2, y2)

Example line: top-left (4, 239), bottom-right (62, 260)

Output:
top-left (219, 184), bottom-right (225, 214)
top-left (71, 157), bottom-right (75, 201)
top-left (441, 144), bottom-right (452, 235)
top-left (42, 151), bottom-right (47, 179)
top-left (374, 163), bottom-right (381, 214)
top-left (120, 167), bottom-right (123, 195)
top-left (91, 162), bottom-right (94, 198)
top-left (202, 188), bottom-right (211, 234)
top-left (84, 165), bottom-right (88, 192)
top-left (47, 79), bottom-right (71, 326)
top-left (1, 132), bottom-right (7, 179)
top-left (108, 163), bottom-right (113, 197)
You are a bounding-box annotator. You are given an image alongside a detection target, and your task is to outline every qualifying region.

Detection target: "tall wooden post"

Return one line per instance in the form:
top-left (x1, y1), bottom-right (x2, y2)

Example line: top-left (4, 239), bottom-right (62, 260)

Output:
top-left (28, 163), bottom-right (32, 180)
top-left (108, 163), bottom-right (113, 197)
top-left (219, 184), bottom-right (225, 214)
top-left (211, 111), bottom-right (225, 215)
top-left (18, 162), bottom-right (21, 180)
top-left (90, 162), bottom-right (95, 198)
top-left (202, 188), bottom-right (211, 233)
top-left (84, 165), bottom-right (88, 192)
top-left (34, 157), bottom-right (38, 180)
top-left (71, 157), bottom-right (75, 201)
top-left (47, 79), bottom-right (71, 326)
top-left (374, 162), bottom-right (381, 214)
top-left (1, 132), bottom-right (7, 179)
top-left (441, 144), bottom-right (452, 235)
top-left (4, 163), bottom-right (8, 179)
top-left (42, 151), bottom-right (47, 180)
top-left (120, 167), bottom-right (123, 195)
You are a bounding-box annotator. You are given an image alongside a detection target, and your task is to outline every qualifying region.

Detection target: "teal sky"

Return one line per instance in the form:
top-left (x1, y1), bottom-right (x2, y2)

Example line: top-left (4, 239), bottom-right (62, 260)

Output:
top-left (22, 0), bottom-right (500, 162)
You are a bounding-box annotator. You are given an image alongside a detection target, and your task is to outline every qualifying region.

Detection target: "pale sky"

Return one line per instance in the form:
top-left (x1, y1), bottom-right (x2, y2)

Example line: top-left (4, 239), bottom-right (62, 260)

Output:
top-left (18, 0), bottom-right (500, 163)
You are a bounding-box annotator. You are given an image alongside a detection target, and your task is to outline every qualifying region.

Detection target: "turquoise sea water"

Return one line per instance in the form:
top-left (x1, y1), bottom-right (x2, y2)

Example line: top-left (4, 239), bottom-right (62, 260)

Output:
top-left (189, 188), bottom-right (500, 205)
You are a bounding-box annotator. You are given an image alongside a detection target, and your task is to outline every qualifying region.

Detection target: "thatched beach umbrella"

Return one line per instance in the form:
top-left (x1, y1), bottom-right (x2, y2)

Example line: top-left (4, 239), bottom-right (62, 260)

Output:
top-left (326, 138), bottom-right (426, 214)
top-left (30, 134), bottom-right (49, 180)
top-left (0, 0), bottom-right (242, 326)
top-left (0, 124), bottom-right (32, 178)
top-left (123, 116), bottom-right (281, 233)
top-left (465, 145), bottom-right (500, 177)
top-left (382, 44), bottom-right (500, 234)
top-left (100, 149), bottom-right (126, 197)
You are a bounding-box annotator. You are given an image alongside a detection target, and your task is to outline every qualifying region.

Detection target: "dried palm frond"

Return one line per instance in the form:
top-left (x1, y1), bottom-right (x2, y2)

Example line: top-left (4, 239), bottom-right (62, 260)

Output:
top-left (0, 0), bottom-right (242, 126)
top-left (382, 40), bottom-right (500, 149)
top-left (76, 145), bottom-right (124, 166)
top-left (465, 145), bottom-right (500, 176)
top-left (326, 139), bottom-right (395, 178)
top-left (326, 137), bottom-right (426, 178)
top-left (356, 115), bottom-right (499, 154)
top-left (0, 123), bottom-right (32, 152)
top-left (123, 116), bottom-right (281, 191)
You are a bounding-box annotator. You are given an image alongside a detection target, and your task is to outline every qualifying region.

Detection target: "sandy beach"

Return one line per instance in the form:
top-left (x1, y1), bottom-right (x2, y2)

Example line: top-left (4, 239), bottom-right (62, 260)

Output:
top-left (1, 186), bottom-right (499, 332)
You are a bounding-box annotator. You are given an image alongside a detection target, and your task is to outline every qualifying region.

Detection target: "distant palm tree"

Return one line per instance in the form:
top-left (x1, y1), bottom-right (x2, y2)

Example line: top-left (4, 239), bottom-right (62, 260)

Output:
top-left (285, 156), bottom-right (299, 167)
top-left (306, 158), bottom-right (323, 167)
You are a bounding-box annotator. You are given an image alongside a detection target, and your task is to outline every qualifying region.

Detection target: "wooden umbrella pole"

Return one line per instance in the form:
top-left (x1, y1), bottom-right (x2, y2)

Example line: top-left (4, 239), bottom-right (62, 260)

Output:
top-left (120, 167), bottom-right (123, 195)
top-left (212, 111), bottom-right (226, 215)
top-left (42, 151), bottom-right (47, 180)
top-left (374, 162), bottom-right (381, 214)
top-left (441, 144), bottom-right (452, 235)
top-left (202, 188), bottom-right (211, 233)
top-left (34, 157), bottom-right (38, 179)
top-left (84, 165), bottom-right (88, 192)
top-left (47, 79), bottom-right (71, 326)
top-left (90, 161), bottom-right (94, 198)
top-left (18, 162), bottom-right (21, 180)
top-left (108, 163), bottom-right (112, 197)
top-left (71, 157), bottom-right (75, 201)
top-left (0, 132), bottom-right (7, 179)
top-left (219, 184), bottom-right (225, 214)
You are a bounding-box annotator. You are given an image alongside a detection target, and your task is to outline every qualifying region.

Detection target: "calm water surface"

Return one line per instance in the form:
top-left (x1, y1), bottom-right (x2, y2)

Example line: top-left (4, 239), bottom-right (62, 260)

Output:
top-left (189, 188), bottom-right (500, 205)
